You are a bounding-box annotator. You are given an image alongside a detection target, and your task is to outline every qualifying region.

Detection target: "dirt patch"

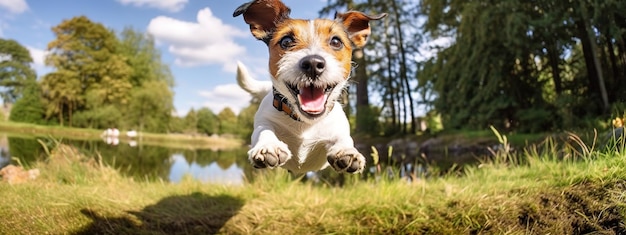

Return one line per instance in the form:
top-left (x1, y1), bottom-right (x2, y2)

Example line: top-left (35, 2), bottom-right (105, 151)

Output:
top-left (517, 182), bottom-right (626, 234)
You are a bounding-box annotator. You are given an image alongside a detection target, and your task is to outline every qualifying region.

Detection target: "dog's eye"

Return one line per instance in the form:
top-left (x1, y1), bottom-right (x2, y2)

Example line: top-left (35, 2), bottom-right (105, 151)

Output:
top-left (279, 36), bottom-right (295, 49)
top-left (329, 37), bottom-right (343, 50)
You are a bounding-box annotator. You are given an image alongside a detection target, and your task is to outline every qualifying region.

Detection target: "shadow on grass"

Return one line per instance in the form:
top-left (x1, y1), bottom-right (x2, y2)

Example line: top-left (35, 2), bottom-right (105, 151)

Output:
top-left (74, 192), bottom-right (243, 235)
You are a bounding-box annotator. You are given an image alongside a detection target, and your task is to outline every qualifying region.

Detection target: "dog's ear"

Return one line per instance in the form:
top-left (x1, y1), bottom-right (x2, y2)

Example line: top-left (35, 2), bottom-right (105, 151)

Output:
top-left (233, 0), bottom-right (291, 44)
top-left (335, 11), bottom-right (387, 48)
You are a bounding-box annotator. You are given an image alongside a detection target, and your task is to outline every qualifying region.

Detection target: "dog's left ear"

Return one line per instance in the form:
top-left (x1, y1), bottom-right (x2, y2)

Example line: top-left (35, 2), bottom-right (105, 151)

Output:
top-left (233, 0), bottom-right (291, 44)
top-left (335, 11), bottom-right (387, 48)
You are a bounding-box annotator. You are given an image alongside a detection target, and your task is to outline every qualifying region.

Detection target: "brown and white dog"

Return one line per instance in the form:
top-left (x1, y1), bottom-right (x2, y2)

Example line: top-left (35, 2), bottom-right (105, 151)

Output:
top-left (233, 0), bottom-right (385, 174)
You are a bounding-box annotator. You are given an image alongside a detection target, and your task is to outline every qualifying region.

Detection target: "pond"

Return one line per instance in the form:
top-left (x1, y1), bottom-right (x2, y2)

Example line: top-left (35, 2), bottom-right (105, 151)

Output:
top-left (0, 133), bottom-right (253, 185)
top-left (0, 131), bottom-right (505, 185)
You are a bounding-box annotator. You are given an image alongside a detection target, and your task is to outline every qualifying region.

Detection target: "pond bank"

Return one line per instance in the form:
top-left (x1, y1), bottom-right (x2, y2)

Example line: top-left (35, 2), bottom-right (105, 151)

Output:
top-left (0, 121), bottom-right (244, 150)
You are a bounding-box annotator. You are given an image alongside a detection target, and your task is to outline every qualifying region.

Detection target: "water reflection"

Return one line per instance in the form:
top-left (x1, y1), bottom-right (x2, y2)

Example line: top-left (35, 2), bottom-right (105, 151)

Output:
top-left (169, 154), bottom-right (244, 185)
top-left (0, 146), bottom-right (9, 169)
top-left (2, 134), bottom-right (251, 184)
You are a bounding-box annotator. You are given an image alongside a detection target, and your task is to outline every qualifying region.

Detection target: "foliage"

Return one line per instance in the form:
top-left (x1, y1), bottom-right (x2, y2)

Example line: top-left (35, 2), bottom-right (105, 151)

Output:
top-left (41, 16), bottom-right (132, 126)
top-left (0, 38), bottom-right (36, 103)
top-left (217, 107), bottom-right (238, 136)
top-left (421, 0), bottom-right (626, 132)
top-left (184, 109), bottom-right (198, 134)
top-left (126, 80), bottom-right (173, 133)
top-left (118, 28), bottom-right (174, 133)
top-left (9, 81), bottom-right (47, 125)
top-left (35, 17), bottom-right (175, 132)
top-left (237, 102), bottom-right (258, 139)
top-left (196, 107), bottom-right (218, 136)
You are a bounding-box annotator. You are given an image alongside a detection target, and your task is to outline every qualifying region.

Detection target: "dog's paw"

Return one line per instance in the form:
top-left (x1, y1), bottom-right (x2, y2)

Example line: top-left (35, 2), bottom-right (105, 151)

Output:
top-left (248, 142), bottom-right (291, 169)
top-left (327, 148), bottom-right (365, 174)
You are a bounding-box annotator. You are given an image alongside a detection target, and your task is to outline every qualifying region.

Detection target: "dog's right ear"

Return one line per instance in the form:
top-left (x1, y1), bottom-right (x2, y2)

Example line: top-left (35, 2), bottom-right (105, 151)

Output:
top-left (233, 0), bottom-right (291, 45)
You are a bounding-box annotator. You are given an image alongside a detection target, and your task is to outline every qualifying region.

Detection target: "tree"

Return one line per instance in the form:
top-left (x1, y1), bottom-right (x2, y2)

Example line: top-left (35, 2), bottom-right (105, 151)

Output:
top-left (118, 27), bottom-right (174, 88)
top-left (197, 107), bottom-right (218, 136)
top-left (217, 107), bottom-right (237, 135)
top-left (126, 80), bottom-right (173, 132)
top-left (9, 80), bottom-right (46, 124)
top-left (118, 28), bottom-right (174, 133)
top-left (237, 102), bottom-right (258, 139)
top-left (0, 39), bottom-right (36, 104)
top-left (184, 109), bottom-right (198, 134)
top-left (41, 16), bottom-right (133, 126)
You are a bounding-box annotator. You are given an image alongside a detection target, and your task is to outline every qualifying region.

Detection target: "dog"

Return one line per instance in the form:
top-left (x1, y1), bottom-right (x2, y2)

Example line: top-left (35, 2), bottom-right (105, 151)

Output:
top-left (233, 0), bottom-right (386, 174)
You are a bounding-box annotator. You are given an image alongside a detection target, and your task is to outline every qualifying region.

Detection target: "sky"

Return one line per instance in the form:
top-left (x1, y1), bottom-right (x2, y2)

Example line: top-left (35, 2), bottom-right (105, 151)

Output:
top-left (0, 0), bottom-right (329, 115)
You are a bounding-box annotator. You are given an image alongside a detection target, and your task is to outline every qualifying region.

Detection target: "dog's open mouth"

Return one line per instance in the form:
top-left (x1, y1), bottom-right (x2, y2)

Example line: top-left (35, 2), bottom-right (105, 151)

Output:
top-left (287, 83), bottom-right (334, 116)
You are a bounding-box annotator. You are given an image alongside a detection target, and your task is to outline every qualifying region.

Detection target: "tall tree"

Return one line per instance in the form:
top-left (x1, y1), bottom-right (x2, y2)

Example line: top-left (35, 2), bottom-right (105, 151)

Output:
top-left (41, 16), bottom-right (132, 126)
top-left (119, 28), bottom-right (175, 133)
top-left (127, 80), bottom-right (173, 132)
top-left (118, 27), bottom-right (174, 88)
top-left (0, 39), bottom-right (36, 104)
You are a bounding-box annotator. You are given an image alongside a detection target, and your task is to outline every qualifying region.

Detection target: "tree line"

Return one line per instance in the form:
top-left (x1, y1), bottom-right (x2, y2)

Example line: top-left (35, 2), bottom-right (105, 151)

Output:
top-left (0, 16), bottom-right (254, 137)
top-left (323, 0), bottom-right (626, 134)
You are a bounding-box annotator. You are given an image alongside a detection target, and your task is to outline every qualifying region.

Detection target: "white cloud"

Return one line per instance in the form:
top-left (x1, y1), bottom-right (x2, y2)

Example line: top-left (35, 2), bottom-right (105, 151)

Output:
top-left (147, 7), bottom-right (247, 71)
top-left (26, 46), bottom-right (52, 76)
top-left (116, 0), bottom-right (187, 12)
top-left (0, 0), bottom-right (28, 14)
top-left (26, 46), bottom-right (46, 66)
top-left (198, 83), bottom-right (252, 114)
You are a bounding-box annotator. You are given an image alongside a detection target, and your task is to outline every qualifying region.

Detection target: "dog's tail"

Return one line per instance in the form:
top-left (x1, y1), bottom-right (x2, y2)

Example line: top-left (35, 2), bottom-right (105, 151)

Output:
top-left (236, 61), bottom-right (272, 100)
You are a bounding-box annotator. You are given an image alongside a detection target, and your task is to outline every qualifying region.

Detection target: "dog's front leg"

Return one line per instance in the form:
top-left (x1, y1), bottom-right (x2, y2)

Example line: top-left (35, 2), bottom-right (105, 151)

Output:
top-left (248, 125), bottom-right (292, 169)
top-left (326, 138), bottom-right (366, 174)
top-left (323, 112), bottom-right (366, 174)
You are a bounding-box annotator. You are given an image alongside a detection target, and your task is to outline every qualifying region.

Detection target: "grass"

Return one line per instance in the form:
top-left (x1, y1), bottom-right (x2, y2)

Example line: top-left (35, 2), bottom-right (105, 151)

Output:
top-left (0, 121), bottom-right (244, 150)
top-left (1, 132), bottom-right (625, 234)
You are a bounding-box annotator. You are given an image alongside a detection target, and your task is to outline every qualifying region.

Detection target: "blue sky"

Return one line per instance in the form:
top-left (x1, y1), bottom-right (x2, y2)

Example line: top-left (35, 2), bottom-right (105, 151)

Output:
top-left (0, 0), bottom-right (329, 115)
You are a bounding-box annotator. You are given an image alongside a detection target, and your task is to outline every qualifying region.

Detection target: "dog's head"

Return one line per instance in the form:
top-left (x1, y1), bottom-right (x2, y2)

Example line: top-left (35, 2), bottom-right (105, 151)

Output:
top-left (234, 0), bottom-right (386, 122)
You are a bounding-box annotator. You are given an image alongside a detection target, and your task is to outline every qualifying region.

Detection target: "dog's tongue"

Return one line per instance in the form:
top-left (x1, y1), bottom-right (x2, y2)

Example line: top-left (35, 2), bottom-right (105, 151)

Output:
top-left (298, 86), bottom-right (326, 113)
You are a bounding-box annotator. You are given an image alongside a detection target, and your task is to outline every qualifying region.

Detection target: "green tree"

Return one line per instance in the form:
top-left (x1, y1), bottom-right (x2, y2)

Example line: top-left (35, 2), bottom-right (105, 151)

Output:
top-left (9, 80), bottom-right (46, 124)
top-left (118, 27), bottom-right (174, 133)
top-left (0, 39), bottom-right (36, 103)
top-left (217, 107), bottom-right (237, 135)
top-left (118, 27), bottom-right (174, 87)
top-left (41, 16), bottom-right (133, 126)
top-left (168, 115), bottom-right (185, 133)
top-left (184, 109), bottom-right (198, 134)
top-left (237, 103), bottom-right (258, 139)
top-left (126, 80), bottom-right (173, 132)
top-left (197, 107), bottom-right (218, 136)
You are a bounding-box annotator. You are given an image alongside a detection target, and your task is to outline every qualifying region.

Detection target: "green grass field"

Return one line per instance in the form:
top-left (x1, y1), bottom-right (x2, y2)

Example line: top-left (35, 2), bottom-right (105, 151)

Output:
top-left (0, 130), bottom-right (625, 234)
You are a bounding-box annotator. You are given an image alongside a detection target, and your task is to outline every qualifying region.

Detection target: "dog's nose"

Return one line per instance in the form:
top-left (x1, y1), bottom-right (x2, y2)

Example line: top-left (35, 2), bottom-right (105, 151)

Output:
top-left (299, 55), bottom-right (326, 78)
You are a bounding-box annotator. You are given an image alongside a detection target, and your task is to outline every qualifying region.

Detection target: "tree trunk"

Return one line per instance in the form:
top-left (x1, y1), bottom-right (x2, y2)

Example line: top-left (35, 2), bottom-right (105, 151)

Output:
top-left (391, 0), bottom-right (416, 134)
top-left (577, 2), bottom-right (609, 112)
top-left (383, 19), bottom-right (397, 128)
top-left (353, 49), bottom-right (370, 133)
top-left (546, 41), bottom-right (562, 95)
